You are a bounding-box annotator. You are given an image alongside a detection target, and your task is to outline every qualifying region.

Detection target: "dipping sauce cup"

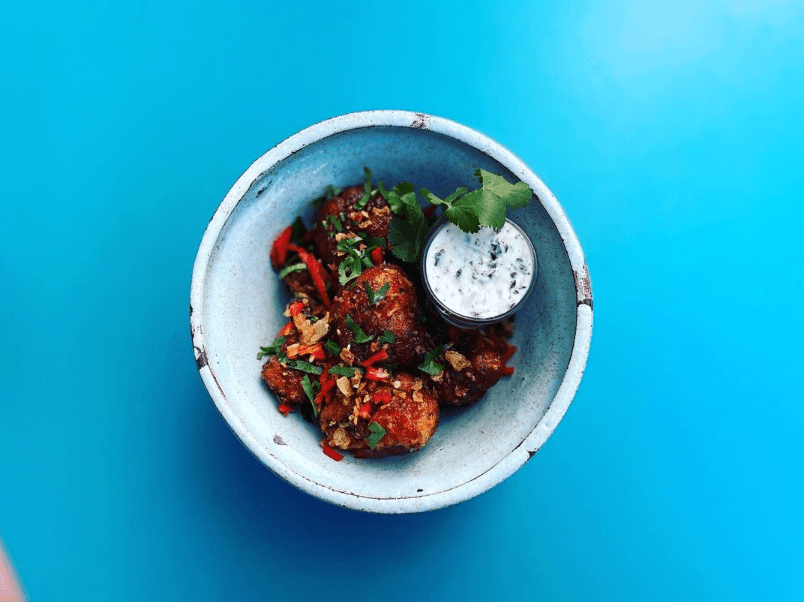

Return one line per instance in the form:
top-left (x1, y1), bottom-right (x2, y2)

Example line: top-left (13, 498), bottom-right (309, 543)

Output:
top-left (420, 217), bottom-right (538, 328)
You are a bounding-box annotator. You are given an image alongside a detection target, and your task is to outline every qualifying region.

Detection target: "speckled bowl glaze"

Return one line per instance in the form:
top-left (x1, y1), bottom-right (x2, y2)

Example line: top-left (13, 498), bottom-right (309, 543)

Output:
top-left (190, 111), bottom-right (593, 513)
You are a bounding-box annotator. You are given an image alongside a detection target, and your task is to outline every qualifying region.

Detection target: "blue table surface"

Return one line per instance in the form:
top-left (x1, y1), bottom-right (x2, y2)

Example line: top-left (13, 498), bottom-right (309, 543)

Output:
top-left (2, 1), bottom-right (802, 600)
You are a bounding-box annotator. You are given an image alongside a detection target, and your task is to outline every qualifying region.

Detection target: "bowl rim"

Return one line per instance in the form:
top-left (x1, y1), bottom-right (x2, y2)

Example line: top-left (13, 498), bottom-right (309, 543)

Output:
top-left (190, 110), bottom-right (593, 513)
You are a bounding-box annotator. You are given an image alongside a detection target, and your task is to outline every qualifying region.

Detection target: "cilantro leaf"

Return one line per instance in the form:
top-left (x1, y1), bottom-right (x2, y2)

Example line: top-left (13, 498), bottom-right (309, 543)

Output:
top-left (327, 214), bottom-right (343, 232)
top-left (278, 262), bottom-right (307, 279)
top-left (276, 353), bottom-right (323, 375)
top-left (345, 314), bottom-right (375, 344)
top-left (378, 330), bottom-right (395, 344)
top-left (367, 422), bottom-right (387, 450)
top-left (329, 365), bottom-right (357, 378)
top-left (444, 202), bottom-right (481, 233)
top-left (257, 335), bottom-right (286, 359)
top-left (418, 345), bottom-right (445, 376)
top-left (325, 339), bottom-right (341, 356)
top-left (475, 169), bottom-right (533, 209)
top-left (301, 374), bottom-right (317, 402)
top-left (366, 282), bottom-right (390, 305)
top-left (388, 210), bottom-right (427, 263)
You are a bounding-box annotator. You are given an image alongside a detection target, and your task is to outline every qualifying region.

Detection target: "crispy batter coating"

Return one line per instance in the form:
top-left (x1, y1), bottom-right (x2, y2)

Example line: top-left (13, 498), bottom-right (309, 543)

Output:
top-left (319, 372), bottom-right (439, 456)
top-left (330, 265), bottom-right (430, 366)
top-left (435, 329), bottom-right (512, 406)
top-left (260, 301), bottom-right (330, 408)
top-left (313, 186), bottom-right (391, 271)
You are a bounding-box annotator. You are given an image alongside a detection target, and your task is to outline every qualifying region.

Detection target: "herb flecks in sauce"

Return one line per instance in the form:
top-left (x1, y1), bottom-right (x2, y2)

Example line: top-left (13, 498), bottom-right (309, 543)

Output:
top-left (425, 221), bottom-right (535, 319)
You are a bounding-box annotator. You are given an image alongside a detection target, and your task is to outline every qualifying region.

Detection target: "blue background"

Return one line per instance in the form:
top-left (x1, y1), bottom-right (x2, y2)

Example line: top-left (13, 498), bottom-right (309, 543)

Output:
top-left (1, 1), bottom-right (802, 600)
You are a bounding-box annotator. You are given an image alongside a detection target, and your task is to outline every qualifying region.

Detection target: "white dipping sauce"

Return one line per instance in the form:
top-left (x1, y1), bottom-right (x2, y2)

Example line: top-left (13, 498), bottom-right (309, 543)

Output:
top-left (424, 220), bottom-right (536, 320)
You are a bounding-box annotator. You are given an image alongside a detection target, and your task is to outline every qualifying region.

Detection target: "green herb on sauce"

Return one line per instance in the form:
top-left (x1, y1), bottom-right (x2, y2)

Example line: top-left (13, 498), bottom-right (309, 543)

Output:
top-left (418, 345), bottom-right (445, 376)
top-left (367, 421), bottom-right (387, 450)
top-left (366, 282), bottom-right (390, 305)
top-left (345, 314), bottom-right (374, 344)
top-left (257, 335), bottom-right (286, 359)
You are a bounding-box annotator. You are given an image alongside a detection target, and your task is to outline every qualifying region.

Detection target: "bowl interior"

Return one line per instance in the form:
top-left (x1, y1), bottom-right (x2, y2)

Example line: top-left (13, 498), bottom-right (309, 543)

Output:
top-left (197, 124), bottom-right (578, 509)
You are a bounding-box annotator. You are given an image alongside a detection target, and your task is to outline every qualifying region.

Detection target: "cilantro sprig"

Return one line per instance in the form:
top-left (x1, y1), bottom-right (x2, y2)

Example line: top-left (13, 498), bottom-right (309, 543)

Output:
top-left (382, 168), bottom-right (533, 263)
top-left (418, 345), bottom-right (445, 376)
top-left (336, 234), bottom-right (384, 286)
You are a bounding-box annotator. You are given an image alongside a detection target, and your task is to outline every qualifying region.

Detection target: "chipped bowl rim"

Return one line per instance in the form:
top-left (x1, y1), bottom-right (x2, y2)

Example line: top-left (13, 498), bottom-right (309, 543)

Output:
top-left (190, 110), bottom-right (593, 513)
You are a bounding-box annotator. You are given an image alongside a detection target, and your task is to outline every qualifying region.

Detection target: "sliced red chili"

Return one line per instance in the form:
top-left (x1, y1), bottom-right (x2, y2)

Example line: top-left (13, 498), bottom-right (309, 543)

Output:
top-left (322, 443), bottom-right (344, 462)
top-left (365, 367), bottom-right (390, 382)
top-left (370, 246), bottom-right (384, 266)
top-left (271, 226), bottom-right (293, 268)
top-left (289, 301), bottom-right (305, 317)
top-left (357, 402), bottom-right (373, 419)
top-left (298, 343), bottom-right (325, 361)
top-left (287, 244), bottom-right (310, 261)
top-left (361, 348), bottom-right (388, 367)
top-left (278, 321), bottom-right (294, 336)
top-left (305, 254), bottom-right (332, 308)
top-left (277, 403), bottom-right (293, 416)
top-left (500, 365), bottom-right (515, 376)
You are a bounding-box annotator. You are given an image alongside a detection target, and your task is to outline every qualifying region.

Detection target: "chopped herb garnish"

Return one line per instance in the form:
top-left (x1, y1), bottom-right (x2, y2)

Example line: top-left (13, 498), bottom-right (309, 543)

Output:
top-left (278, 262), bottom-right (307, 278)
top-left (329, 365), bottom-right (357, 378)
top-left (345, 314), bottom-right (374, 344)
top-left (301, 374), bottom-right (318, 404)
top-left (386, 168), bottom-right (533, 262)
top-left (366, 282), bottom-right (390, 305)
top-left (327, 214), bottom-right (343, 232)
top-left (367, 422), bottom-right (386, 450)
top-left (354, 167), bottom-right (373, 210)
top-left (378, 330), bottom-right (395, 344)
top-left (257, 335), bottom-right (286, 359)
top-left (325, 339), bottom-right (341, 356)
top-left (385, 182), bottom-right (428, 264)
top-left (276, 353), bottom-right (323, 375)
top-left (418, 345), bottom-right (445, 376)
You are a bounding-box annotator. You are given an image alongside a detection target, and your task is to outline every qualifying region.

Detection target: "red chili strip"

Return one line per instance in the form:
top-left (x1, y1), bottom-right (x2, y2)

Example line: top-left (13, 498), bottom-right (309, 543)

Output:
top-left (322, 443), bottom-right (344, 462)
top-left (364, 367), bottom-right (390, 382)
top-left (287, 244), bottom-right (310, 261)
top-left (361, 348), bottom-right (388, 367)
top-left (500, 365), bottom-right (515, 376)
top-left (277, 403), bottom-right (293, 416)
top-left (357, 402), bottom-right (372, 419)
top-left (278, 321), bottom-right (294, 336)
top-left (271, 226), bottom-right (293, 268)
top-left (298, 343), bottom-right (325, 361)
top-left (305, 254), bottom-right (332, 309)
top-left (289, 301), bottom-right (305, 317)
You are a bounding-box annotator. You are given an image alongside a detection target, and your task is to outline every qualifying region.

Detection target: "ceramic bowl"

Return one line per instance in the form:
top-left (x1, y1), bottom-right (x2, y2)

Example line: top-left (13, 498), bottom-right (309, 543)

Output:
top-left (190, 110), bottom-right (593, 513)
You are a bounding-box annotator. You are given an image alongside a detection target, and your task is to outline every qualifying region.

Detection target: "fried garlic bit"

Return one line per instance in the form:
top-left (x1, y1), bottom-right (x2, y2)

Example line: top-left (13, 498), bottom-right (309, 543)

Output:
top-left (445, 350), bottom-right (471, 371)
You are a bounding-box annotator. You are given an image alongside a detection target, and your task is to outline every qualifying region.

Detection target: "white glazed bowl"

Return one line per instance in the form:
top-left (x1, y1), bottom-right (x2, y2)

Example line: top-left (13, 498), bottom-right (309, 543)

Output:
top-left (190, 111), bottom-right (593, 513)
